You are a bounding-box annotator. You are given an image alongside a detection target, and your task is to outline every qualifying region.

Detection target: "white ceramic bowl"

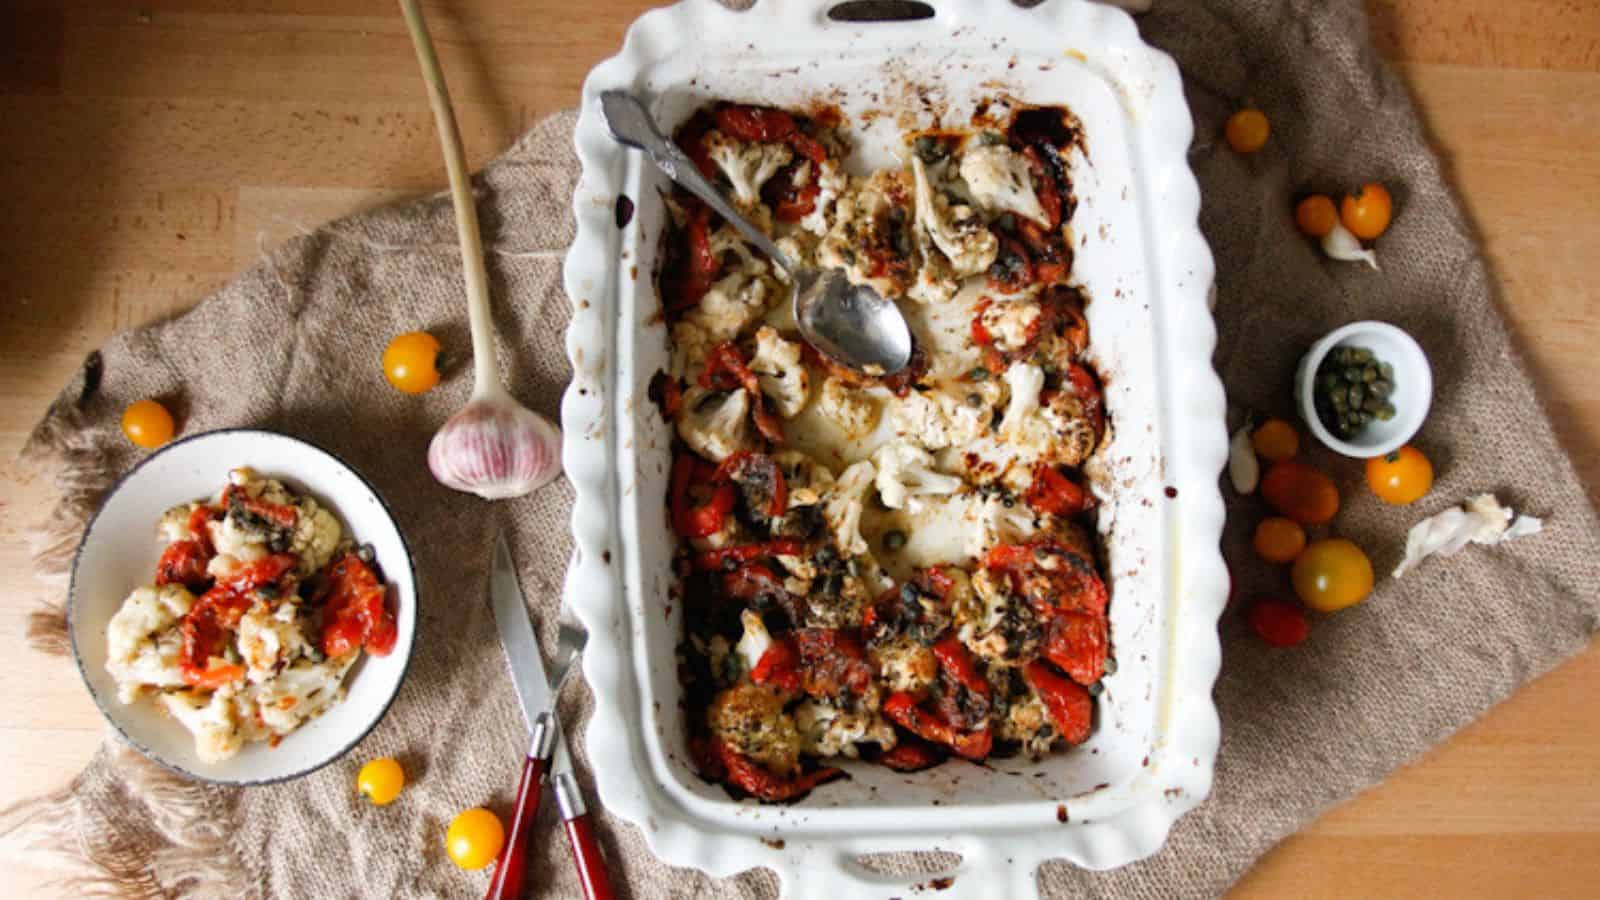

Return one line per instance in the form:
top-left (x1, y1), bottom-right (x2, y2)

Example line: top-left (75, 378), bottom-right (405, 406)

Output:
top-left (68, 429), bottom-right (417, 785)
top-left (1296, 321), bottom-right (1432, 458)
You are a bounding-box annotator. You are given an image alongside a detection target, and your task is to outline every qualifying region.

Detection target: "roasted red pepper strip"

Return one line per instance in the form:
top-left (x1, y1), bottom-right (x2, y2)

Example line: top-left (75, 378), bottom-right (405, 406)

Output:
top-left (1024, 465), bottom-right (1093, 517)
top-left (983, 538), bottom-right (1108, 618)
top-left (714, 451), bottom-right (789, 520)
top-left (664, 202), bottom-right (721, 315)
top-left (1042, 610), bottom-right (1108, 686)
top-left (155, 540), bottom-right (212, 591)
top-left (1023, 660), bottom-right (1094, 745)
top-left (674, 111), bottom-right (719, 179)
top-left (794, 629), bottom-right (874, 698)
top-left (706, 736), bottom-right (843, 802)
top-left (877, 736), bottom-right (948, 772)
top-left (931, 634), bottom-right (991, 700)
top-left (970, 296), bottom-right (995, 346)
top-left (318, 551), bottom-right (398, 658)
top-left (692, 539), bottom-right (806, 572)
top-left (765, 162), bottom-right (821, 223)
top-left (882, 691), bottom-right (994, 761)
top-left (222, 485), bottom-right (299, 530)
top-left (750, 637), bottom-right (802, 692)
top-left (670, 453), bottom-right (736, 538)
top-left (648, 371), bottom-right (684, 421)
top-left (713, 105), bottom-right (827, 165)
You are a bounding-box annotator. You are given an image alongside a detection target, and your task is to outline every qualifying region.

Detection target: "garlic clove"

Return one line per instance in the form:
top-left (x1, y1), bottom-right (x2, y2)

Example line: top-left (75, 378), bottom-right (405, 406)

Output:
top-left (427, 394), bottom-right (563, 500)
top-left (1228, 424), bottom-right (1259, 494)
top-left (1321, 220), bottom-right (1379, 270)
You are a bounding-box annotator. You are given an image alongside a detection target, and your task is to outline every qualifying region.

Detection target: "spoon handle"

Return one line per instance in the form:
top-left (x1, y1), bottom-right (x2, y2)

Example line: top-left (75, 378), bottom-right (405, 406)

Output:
top-left (600, 90), bottom-right (795, 272)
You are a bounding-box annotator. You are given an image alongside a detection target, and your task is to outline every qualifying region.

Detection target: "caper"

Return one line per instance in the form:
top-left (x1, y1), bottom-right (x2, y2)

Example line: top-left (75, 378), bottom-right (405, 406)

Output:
top-left (1348, 384), bottom-right (1364, 407)
top-left (1370, 380), bottom-right (1390, 399)
top-left (966, 393), bottom-right (983, 408)
top-left (913, 135), bottom-right (947, 163)
top-left (969, 366), bottom-right (989, 382)
top-left (1352, 348), bottom-right (1373, 364)
top-left (1376, 403), bottom-right (1396, 421)
top-left (996, 212), bottom-right (1016, 232)
top-left (1321, 373), bottom-right (1340, 392)
top-left (1330, 384), bottom-right (1348, 405)
top-left (1363, 395), bottom-right (1381, 412)
top-left (1344, 367), bottom-right (1362, 383)
top-left (882, 530), bottom-right (908, 551)
top-left (980, 131), bottom-right (1005, 146)
top-left (1379, 362), bottom-right (1394, 380)
top-left (1362, 366), bottom-right (1378, 383)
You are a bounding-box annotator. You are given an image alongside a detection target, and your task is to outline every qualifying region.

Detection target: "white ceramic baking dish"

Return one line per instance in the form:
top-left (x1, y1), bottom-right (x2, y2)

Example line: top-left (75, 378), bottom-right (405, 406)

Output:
top-left (561, 1), bottom-right (1227, 895)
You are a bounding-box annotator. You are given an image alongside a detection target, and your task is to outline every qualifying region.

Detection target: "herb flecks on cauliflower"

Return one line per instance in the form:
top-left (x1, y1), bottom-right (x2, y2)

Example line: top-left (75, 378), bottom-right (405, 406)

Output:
top-left (822, 460), bottom-right (877, 557)
top-left (959, 144), bottom-right (1051, 226)
top-left (816, 377), bottom-right (881, 436)
top-left (749, 327), bottom-right (811, 418)
top-left (913, 156), bottom-right (998, 278)
top-left (890, 389), bottom-right (988, 451)
top-left (873, 441), bottom-right (965, 512)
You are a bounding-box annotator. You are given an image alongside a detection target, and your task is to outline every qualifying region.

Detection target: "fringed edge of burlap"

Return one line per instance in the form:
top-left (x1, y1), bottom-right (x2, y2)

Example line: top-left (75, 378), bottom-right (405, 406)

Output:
top-left (6, 353), bottom-right (259, 898)
top-left (0, 744), bottom-right (256, 899)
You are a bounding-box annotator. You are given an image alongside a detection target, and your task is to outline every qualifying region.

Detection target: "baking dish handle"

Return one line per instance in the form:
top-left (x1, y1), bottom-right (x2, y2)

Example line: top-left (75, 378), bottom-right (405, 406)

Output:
top-left (785, 842), bottom-right (1039, 900)
top-left (809, 0), bottom-right (1152, 28)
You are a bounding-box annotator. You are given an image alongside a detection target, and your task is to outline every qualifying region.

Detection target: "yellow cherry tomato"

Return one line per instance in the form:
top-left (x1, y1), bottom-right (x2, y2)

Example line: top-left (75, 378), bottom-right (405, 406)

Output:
top-left (1253, 516), bottom-right (1308, 564)
top-left (1250, 418), bottom-right (1300, 463)
top-left (1225, 108), bottom-right (1270, 154)
top-left (446, 807), bottom-right (505, 871)
top-left (357, 757), bottom-right (405, 806)
top-left (1366, 445), bottom-right (1434, 505)
top-left (1292, 538), bottom-right (1374, 612)
top-left (1294, 194), bottom-right (1338, 238)
top-left (121, 399), bottom-right (176, 448)
top-left (382, 331), bottom-right (442, 394)
top-left (1260, 461), bottom-right (1340, 526)
top-left (1340, 183), bottom-right (1393, 240)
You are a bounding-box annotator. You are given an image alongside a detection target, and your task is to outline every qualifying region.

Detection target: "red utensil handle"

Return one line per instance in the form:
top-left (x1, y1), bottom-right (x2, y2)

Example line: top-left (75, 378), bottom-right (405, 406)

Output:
top-left (485, 715), bottom-right (556, 900)
top-left (555, 772), bottom-right (615, 900)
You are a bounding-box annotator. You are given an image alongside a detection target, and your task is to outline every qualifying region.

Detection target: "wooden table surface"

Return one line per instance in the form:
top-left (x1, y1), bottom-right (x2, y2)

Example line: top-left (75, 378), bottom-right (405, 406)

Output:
top-left (2, 1), bottom-right (1597, 896)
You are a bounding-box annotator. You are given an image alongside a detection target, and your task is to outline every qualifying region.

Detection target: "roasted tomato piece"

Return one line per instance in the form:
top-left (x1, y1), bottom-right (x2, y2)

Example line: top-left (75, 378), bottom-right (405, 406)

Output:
top-left (663, 201), bottom-right (721, 315)
top-left (715, 452), bottom-right (789, 521)
top-left (1042, 610), bottom-right (1108, 686)
top-left (649, 371), bottom-right (684, 421)
top-left (699, 343), bottom-right (785, 444)
top-left (764, 162), bottom-right (821, 223)
top-left (1022, 145), bottom-right (1064, 230)
top-left (673, 109), bottom-right (719, 179)
top-left (178, 553), bottom-right (298, 686)
top-left (749, 637), bottom-right (803, 692)
top-left (713, 104), bottom-right (827, 165)
top-left (1064, 363), bottom-right (1104, 442)
top-left (794, 628), bottom-right (874, 698)
top-left (984, 539), bottom-right (1108, 619)
top-left (222, 484), bottom-right (299, 531)
top-left (1024, 465), bottom-right (1093, 517)
top-left (670, 452), bottom-right (736, 539)
top-left (694, 736), bottom-right (843, 802)
top-left (876, 735), bottom-right (948, 772)
top-left (721, 562), bottom-right (786, 603)
top-left (155, 539), bottom-right (212, 591)
top-left (882, 692), bottom-right (993, 761)
top-left (1022, 660), bottom-right (1093, 745)
top-left (931, 634), bottom-right (991, 700)
top-left (693, 539), bottom-right (806, 573)
top-left (318, 551), bottom-right (398, 658)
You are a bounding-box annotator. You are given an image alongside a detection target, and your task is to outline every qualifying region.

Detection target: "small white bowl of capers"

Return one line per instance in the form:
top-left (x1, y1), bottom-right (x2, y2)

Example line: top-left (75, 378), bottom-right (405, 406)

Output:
top-left (1296, 321), bottom-right (1432, 459)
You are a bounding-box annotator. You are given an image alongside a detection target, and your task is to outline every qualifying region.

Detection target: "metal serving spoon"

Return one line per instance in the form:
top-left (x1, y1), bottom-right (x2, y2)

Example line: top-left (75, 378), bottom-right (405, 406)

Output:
top-left (601, 90), bottom-right (913, 375)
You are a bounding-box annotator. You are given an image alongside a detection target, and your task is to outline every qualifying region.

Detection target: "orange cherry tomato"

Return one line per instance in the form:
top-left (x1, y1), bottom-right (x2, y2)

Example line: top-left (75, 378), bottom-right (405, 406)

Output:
top-left (1253, 517), bottom-right (1308, 564)
top-left (1340, 183), bottom-right (1393, 240)
top-left (445, 807), bottom-right (505, 870)
top-left (1294, 195), bottom-right (1338, 238)
top-left (382, 331), bottom-right (442, 394)
top-left (1292, 538), bottom-right (1374, 612)
top-left (1365, 445), bottom-right (1434, 505)
top-left (1250, 418), bottom-right (1300, 462)
top-left (1260, 461), bottom-right (1340, 526)
top-left (1224, 108), bottom-right (1270, 154)
top-left (121, 399), bottom-right (176, 448)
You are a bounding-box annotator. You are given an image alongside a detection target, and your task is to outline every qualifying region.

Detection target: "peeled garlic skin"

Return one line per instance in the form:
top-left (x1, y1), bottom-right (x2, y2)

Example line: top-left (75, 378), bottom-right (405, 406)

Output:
top-left (427, 395), bottom-right (562, 499)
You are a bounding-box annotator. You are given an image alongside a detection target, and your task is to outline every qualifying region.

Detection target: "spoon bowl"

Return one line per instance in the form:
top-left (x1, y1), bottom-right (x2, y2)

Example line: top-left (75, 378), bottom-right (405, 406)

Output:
top-left (600, 90), bottom-right (912, 374)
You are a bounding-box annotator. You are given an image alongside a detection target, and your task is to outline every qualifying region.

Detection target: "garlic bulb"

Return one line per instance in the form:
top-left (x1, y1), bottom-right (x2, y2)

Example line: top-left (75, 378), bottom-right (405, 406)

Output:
top-left (1228, 424), bottom-right (1259, 494)
top-left (404, 1), bottom-right (563, 500)
top-left (427, 387), bottom-right (562, 499)
top-left (1321, 220), bottom-right (1379, 270)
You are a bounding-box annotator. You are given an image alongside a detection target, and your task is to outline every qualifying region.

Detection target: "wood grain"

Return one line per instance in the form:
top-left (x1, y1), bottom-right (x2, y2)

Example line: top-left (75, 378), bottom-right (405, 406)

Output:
top-left (2, 2), bottom-right (1596, 896)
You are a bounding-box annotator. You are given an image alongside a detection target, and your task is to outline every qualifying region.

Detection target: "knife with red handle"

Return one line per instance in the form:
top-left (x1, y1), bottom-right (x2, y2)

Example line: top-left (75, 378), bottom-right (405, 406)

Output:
top-left (486, 535), bottom-right (614, 900)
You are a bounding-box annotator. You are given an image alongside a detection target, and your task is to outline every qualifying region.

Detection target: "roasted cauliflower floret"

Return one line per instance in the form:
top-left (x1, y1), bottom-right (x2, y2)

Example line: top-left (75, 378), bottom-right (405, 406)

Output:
top-left (996, 684), bottom-right (1057, 758)
top-left (964, 493), bottom-right (1045, 559)
top-left (822, 460), bottom-right (877, 557)
top-left (818, 170), bottom-right (915, 298)
top-left (247, 653), bottom-right (357, 735)
top-left (676, 387), bottom-right (754, 463)
top-left (708, 223), bottom-right (771, 278)
top-left (237, 600), bottom-right (314, 684)
top-left (105, 584), bottom-right (194, 703)
top-left (748, 326), bottom-right (811, 418)
top-left (161, 688), bottom-right (244, 764)
top-left (912, 156), bottom-right (997, 277)
top-left (980, 299), bottom-right (1043, 353)
top-left (1038, 387), bottom-right (1101, 468)
top-left (795, 700), bottom-right (897, 757)
top-left (157, 502), bottom-right (204, 543)
top-left (959, 144), bottom-right (1051, 227)
top-left (872, 441), bottom-right (964, 512)
top-left (816, 377), bottom-right (881, 436)
top-left (774, 450), bottom-right (836, 509)
top-left (958, 567), bottom-right (1043, 665)
top-left (889, 388), bottom-right (988, 451)
top-left (705, 130), bottom-right (794, 208)
top-left (735, 609), bottom-right (774, 674)
top-left (707, 683), bottom-right (803, 777)
top-left (289, 498), bottom-right (340, 575)
top-left (871, 635), bottom-right (939, 693)
top-left (800, 158), bottom-right (850, 236)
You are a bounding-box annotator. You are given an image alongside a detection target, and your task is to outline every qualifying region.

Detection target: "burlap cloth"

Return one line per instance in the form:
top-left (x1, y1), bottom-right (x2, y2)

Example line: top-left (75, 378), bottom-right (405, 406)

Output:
top-left (4, 0), bottom-right (1597, 897)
